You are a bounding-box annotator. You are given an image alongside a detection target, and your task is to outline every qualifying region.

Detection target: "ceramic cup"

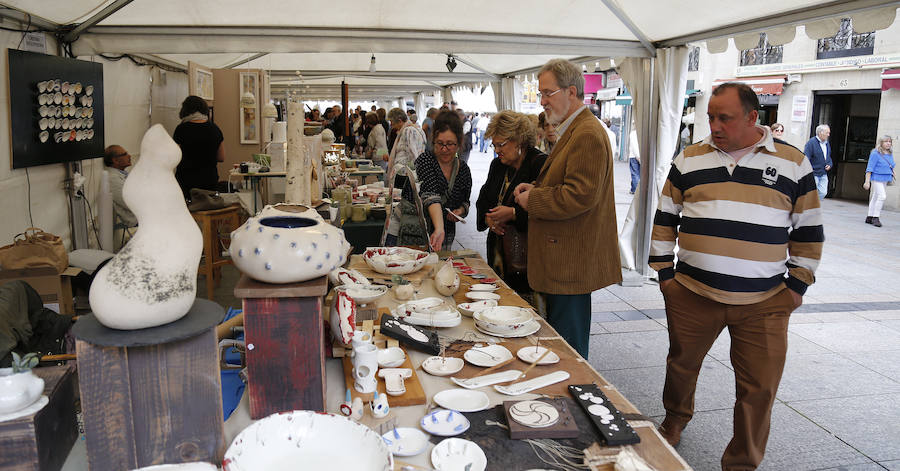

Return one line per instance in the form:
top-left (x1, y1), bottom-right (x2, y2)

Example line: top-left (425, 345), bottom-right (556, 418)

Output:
top-left (352, 343), bottom-right (378, 393)
top-left (351, 205), bottom-right (367, 222)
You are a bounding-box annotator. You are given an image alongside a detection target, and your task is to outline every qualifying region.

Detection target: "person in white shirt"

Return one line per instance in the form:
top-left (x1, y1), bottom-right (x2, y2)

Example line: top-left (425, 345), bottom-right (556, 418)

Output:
top-left (477, 114), bottom-right (491, 152)
top-left (104, 145), bottom-right (137, 227)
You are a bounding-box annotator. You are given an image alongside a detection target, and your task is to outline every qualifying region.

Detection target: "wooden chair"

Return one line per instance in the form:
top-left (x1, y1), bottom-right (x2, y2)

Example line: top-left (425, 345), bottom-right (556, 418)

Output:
top-left (191, 205), bottom-right (240, 300)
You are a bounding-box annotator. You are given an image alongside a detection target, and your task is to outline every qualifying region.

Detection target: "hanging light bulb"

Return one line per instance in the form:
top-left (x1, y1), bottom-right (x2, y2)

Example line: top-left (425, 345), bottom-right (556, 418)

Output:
top-left (369, 54), bottom-right (376, 73)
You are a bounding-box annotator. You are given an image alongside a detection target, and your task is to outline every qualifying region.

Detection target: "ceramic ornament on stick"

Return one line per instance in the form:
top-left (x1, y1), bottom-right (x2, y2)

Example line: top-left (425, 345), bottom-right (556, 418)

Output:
top-left (285, 99), bottom-right (311, 206)
top-left (89, 124), bottom-right (202, 330)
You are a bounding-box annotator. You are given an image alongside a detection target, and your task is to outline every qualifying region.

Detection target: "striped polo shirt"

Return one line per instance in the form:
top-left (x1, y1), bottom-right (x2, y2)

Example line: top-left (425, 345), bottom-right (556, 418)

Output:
top-left (649, 126), bottom-right (824, 305)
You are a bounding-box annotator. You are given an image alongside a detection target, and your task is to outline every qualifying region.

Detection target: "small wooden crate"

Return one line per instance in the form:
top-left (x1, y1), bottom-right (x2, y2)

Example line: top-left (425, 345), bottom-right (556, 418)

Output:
top-left (0, 365), bottom-right (78, 471)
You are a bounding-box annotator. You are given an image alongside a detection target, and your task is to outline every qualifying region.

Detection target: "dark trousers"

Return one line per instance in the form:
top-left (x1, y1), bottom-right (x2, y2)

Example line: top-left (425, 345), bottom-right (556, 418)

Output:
top-left (629, 158), bottom-right (641, 193)
top-left (544, 292), bottom-right (592, 358)
top-left (662, 280), bottom-right (795, 471)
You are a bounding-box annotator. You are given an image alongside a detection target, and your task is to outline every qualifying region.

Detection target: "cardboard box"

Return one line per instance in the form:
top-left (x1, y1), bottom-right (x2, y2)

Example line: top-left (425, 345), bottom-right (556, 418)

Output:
top-left (0, 266), bottom-right (81, 315)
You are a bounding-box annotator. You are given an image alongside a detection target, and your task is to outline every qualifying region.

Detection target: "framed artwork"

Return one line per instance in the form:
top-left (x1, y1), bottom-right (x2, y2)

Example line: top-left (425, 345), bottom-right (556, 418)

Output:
top-left (188, 61), bottom-right (214, 101)
top-left (240, 71), bottom-right (259, 144)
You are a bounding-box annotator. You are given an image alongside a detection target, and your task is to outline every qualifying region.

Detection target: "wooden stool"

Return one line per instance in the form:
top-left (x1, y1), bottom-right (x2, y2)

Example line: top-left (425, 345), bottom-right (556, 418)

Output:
top-left (72, 299), bottom-right (226, 470)
top-left (191, 205), bottom-right (240, 299)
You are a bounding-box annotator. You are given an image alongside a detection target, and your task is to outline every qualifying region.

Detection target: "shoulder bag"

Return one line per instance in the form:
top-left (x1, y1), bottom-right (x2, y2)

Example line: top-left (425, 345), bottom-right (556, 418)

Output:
top-left (498, 169), bottom-right (528, 275)
top-left (877, 153), bottom-right (896, 186)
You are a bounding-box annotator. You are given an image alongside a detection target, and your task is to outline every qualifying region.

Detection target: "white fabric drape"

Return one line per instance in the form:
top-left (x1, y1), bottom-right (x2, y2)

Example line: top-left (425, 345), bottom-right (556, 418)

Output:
top-left (616, 46), bottom-right (689, 271)
top-left (491, 81), bottom-right (502, 111)
top-left (500, 77), bottom-right (521, 112)
top-left (415, 92), bottom-right (426, 122)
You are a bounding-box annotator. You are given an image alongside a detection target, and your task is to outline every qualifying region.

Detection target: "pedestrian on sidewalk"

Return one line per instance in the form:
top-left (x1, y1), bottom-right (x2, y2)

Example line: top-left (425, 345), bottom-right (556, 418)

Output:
top-left (803, 124), bottom-right (833, 200)
top-left (864, 135), bottom-right (896, 227)
top-left (650, 83), bottom-right (823, 471)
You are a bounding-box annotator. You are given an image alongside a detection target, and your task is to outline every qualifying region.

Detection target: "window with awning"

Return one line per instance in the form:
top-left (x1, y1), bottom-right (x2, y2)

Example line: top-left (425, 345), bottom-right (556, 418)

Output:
top-left (881, 69), bottom-right (900, 91)
top-left (711, 75), bottom-right (787, 96)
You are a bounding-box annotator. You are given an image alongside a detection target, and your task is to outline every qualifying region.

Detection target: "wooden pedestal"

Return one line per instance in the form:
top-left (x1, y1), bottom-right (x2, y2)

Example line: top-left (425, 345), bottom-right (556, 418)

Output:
top-left (0, 365), bottom-right (78, 471)
top-left (72, 299), bottom-right (226, 471)
top-left (234, 274), bottom-right (329, 419)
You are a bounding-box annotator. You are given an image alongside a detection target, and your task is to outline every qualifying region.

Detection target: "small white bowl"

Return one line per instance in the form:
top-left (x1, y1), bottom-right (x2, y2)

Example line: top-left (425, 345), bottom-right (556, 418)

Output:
top-left (457, 300), bottom-right (498, 317)
top-left (377, 346), bottom-right (406, 368)
top-left (421, 356), bottom-right (464, 376)
top-left (465, 291), bottom-right (501, 301)
top-left (469, 283), bottom-right (498, 292)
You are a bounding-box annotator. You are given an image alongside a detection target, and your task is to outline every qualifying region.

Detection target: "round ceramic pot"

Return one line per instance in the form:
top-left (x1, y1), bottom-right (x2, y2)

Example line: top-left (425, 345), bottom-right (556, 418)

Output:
top-left (259, 203), bottom-right (321, 221)
top-left (231, 215), bottom-right (350, 284)
top-left (0, 368), bottom-right (44, 414)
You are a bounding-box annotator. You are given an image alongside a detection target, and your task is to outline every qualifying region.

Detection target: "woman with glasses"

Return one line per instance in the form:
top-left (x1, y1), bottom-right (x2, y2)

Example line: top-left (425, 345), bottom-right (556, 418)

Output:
top-left (537, 112), bottom-right (557, 153)
top-left (396, 110), bottom-right (472, 251)
top-left (770, 123), bottom-right (785, 140)
top-left (475, 111), bottom-right (547, 299)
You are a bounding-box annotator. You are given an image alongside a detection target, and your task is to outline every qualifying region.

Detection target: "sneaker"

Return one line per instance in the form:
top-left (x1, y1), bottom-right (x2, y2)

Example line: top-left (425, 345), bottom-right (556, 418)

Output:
top-left (873, 217), bottom-right (883, 227)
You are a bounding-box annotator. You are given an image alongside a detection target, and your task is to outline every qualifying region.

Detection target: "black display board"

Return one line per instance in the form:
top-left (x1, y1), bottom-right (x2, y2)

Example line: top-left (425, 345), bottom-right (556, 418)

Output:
top-left (7, 49), bottom-right (104, 169)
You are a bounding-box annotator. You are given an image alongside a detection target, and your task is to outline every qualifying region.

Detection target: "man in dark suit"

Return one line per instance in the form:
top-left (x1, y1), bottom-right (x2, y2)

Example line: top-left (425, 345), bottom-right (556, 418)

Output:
top-left (803, 124), bottom-right (833, 199)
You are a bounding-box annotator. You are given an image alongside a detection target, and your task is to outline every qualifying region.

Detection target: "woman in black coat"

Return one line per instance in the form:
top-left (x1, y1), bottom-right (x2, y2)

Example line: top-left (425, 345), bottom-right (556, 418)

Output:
top-left (476, 111), bottom-right (547, 296)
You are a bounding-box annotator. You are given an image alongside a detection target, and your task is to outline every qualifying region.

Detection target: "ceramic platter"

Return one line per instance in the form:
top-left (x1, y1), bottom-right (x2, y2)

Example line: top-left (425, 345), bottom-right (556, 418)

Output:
top-left (420, 408), bottom-right (471, 436)
top-left (465, 291), bottom-right (501, 301)
top-left (422, 356), bottom-right (464, 376)
top-left (457, 300), bottom-right (498, 317)
top-left (463, 344), bottom-right (513, 367)
top-left (336, 284), bottom-right (387, 304)
top-left (508, 400), bottom-right (560, 428)
top-left (450, 370), bottom-right (522, 389)
top-left (433, 388), bottom-right (491, 412)
top-left (363, 247), bottom-right (429, 275)
top-left (377, 346), bottom-right (406, 368)
top-left (392, 297), bottom-right (461, 328)
top-left (223, 411), bottom-right (393, 471)
top-left (381, 427), bottom-right (429, 457)
top-left (473, 319), bottom-right (541, 338)
top-left (494, 371), bottom-right (571, 396)
top-left (468, 283), bottom-right (499, 292)
top-left (328, 267), bottom-right (371, 286)
top-left (431, 438), bottom-right (487, 471)
top-left (516, 346), bottom-right (560, 365)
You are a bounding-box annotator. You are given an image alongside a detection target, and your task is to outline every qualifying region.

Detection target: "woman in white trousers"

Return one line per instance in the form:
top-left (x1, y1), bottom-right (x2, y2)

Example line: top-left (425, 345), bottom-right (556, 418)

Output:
top-left (864, 135), bottom-right (896, 228)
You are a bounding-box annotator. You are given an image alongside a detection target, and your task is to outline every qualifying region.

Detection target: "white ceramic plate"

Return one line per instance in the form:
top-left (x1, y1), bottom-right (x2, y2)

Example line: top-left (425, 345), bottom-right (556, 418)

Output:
top-left (463, 344), bottom-right (513, 367)
top-left (363, 247), bottom-right (429, 275)
top-left (420, 408), bottom-right (471, 436)
top-left (516, 346), bottom-right (560, 365)
top-left (450, 370), bottom-right (522, 389)
top-left (508, 400), bottom-right (560, 428)
top-left (433, 389), bottom-right (491, 412)
top-left (422, 356), bottom-right (464, 376)
top-left (431, 438), bottom-right (487, 471)
top-left (457, 300), bottom-right (498, 317)
top-left (381, 427), bottom-right (429, 457)
top-left (328, 267), bottom-right (370, 286)
top-left (473, 319), bottom-right (541, 338)
top-left (223, 411), bottom-right (393, 471)
top-left (468, 283), bottom-right (498, 292)
top-left (377, 346), bottom-right (406, 368)
top-left (465, 291), bottom-right (501, 301)
top-left (338, 284), bottom-right (387, 304)
top-left (494, 371), bottom-right (571, 396)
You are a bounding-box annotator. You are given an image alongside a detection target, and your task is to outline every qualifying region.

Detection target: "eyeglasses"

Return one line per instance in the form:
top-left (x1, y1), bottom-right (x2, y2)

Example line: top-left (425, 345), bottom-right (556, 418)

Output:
top-left (536, 88), bottom-right (563, 99)
top-left (434, 141), bottom-right (458, 150)
top-left (490, 139), bottom-right (509, 149)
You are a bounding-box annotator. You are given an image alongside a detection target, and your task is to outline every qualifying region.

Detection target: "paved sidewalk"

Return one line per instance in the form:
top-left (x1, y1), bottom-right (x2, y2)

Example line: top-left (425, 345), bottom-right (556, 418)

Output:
top-left (454, 149), bottom-right (900, 471)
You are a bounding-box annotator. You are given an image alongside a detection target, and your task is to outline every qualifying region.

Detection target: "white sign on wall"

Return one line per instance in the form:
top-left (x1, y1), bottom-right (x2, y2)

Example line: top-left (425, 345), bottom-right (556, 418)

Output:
top-left (791, 95), bottom-right (808, 122)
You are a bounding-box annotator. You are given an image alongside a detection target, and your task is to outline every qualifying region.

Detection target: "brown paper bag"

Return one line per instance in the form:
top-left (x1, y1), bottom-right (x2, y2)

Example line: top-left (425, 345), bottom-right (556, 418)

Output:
top-left (0, 227), bottom-right (68, 273)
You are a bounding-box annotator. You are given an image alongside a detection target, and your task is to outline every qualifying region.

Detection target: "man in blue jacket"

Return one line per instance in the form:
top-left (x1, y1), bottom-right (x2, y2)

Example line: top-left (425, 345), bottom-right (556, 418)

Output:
top-left (803, 124), bottom-right (833, 199)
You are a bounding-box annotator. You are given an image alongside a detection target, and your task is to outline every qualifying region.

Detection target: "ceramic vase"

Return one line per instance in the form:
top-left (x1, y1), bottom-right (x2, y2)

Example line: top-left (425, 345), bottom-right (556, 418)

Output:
top-left (352, 343), bottom-right (378, 393)
top-left (230, 212), bottom-right (350, 284)
top-left (89, 124), bottom-right (202, 330)
top-left (0, 368), bottom-right (44, 414)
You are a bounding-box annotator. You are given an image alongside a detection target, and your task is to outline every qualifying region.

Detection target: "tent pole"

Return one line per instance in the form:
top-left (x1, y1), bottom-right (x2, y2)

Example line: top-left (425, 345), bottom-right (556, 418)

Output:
top-left (635, 57), bottom-right (658, 278)
top-left (61, 0), bottom-right (134, 43)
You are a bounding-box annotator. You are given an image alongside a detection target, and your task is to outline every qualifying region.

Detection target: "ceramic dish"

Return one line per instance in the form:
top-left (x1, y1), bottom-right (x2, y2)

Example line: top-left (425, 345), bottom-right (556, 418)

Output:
top-left (457, 300), bottom-right (498, 317)
top-left (223, 411), bottom-right (393, 471)
top-left (420, 408), bottom-right (471, 436)
top-left (463, 344), bottom-right (513, 367)
top-left (392, 298), bottom-right (462, 328)
top-left (508, 400), bottom-right (560, 428)
top-left (377, 346), bottom-right (406, 368)
top-left (421, 356), bottom-right (464, 376)
top-left (363, 247), bottom-right (429, 275)
top-left (516, 346), bottom-right (560, 365)
top-left (468, 283), bottom-right (498, 292)
top-left (465, 291), bottom-right (501, 301)
top-left (494, 371), bottom-right (571, 396)
top-left (431, 438), bottom-right (487, 471)
top-left (381, 427), bottom-right (429, 457)
top-left (432, 388), bottom-right (491, 412)
top-left (474, 319), bottom-right (541, 338)
top-left (450, 370), bottom-right (522, 389)
top-left (473, 308), bottom-right (534, 335)
top-left (328, 267), bottom-right (370, 286)
top-left (337, 284), bottom-right (387, 304)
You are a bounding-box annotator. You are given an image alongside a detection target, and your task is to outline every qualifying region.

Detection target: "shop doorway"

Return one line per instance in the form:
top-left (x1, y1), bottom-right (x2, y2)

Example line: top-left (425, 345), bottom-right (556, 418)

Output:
top-left (809, 90), bottom-right (880, 199)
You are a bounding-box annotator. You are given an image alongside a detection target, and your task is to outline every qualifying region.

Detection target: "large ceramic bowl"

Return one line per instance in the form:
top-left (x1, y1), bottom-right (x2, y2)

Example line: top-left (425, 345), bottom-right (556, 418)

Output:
top-left (473, 307), bottom-right (534, 335)
top-left (223, 411), bottom-right (393, 471)
top-left (0, 368), bottom-right (44, 414)
top-left (363, 247), bottom-right (429, 275)
top-left (231, 215), bottom-right (350, 284)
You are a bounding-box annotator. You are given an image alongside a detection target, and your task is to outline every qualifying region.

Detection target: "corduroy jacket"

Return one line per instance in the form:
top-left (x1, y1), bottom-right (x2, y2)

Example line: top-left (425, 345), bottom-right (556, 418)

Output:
top-left (526, 108), bottom-right (622, 294)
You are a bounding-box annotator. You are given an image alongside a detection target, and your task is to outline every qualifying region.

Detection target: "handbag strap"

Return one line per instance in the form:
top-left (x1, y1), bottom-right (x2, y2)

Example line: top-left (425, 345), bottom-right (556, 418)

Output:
top-left (877, 152), bottom-right (896, 177)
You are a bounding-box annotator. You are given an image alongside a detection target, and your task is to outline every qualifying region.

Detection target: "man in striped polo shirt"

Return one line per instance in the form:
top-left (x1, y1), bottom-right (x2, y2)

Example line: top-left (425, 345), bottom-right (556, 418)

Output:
top-left (649, 83), bottom-right (823, 470)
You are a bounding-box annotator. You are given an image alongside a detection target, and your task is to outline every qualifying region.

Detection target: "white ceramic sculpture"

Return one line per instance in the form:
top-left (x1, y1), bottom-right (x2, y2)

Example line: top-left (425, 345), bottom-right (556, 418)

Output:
top-left (330, 290), bottom-right (357, 345)
top-left (89, 124), bottom-right (202, 330)
top-left (433, 260), bottom-right (460, 296)
top-left (0, 367), bottom-right (44, 414)
top-left (352, 343), bottom-right (378, 393)
top-left (370, 390), bottom-right (390, 418)
top-left (230, 212), bottom-right (350, 284)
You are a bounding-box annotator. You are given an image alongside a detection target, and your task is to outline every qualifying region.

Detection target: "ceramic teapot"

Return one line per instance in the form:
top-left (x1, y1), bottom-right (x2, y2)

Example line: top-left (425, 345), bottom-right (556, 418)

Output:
top-left (0, 368), bottom-right (44, 414)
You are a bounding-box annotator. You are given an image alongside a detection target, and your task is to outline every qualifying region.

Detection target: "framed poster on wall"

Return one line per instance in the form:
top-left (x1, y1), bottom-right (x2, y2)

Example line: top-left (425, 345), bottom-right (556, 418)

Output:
top-left (240, 71), bottom-right (259, 144)
top-left (188, 61), bottom-right (214, 101)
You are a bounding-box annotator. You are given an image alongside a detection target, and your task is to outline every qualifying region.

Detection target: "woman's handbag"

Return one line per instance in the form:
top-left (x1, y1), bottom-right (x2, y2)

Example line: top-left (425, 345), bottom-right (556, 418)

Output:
top-left (501, 225), bottom-right (528, 275)
top-left (0, 228), bottom-right (69, 273)
top-left (877, 153), bottom-right (896, 186)
top-left (397, 199), bottom-right (429, 246)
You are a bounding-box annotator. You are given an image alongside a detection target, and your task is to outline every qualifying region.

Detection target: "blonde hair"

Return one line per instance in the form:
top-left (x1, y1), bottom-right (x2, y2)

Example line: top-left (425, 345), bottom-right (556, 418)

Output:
top-left (485, 110), bottom-right (537, 148)
top-left (876, 135), bottom-right (893, 154)
top-left (539, 59), bottom-right (584, 99)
